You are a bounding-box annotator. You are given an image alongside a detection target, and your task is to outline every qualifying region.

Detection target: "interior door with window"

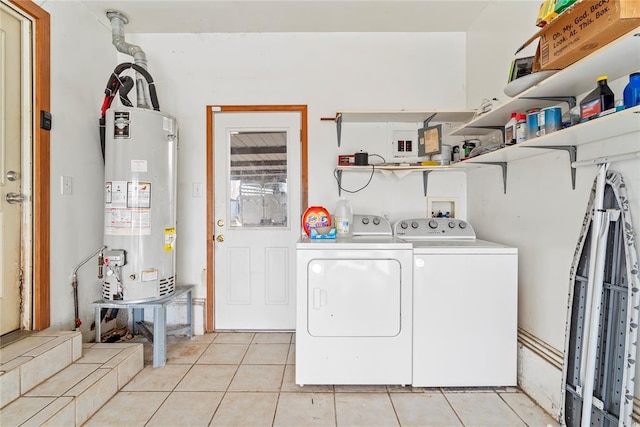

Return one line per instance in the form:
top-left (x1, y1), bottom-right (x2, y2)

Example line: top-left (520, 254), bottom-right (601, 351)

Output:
top-left (1, 4), bottom-right (28, 335)
top-left (213, 112), bottom-right (301, 330)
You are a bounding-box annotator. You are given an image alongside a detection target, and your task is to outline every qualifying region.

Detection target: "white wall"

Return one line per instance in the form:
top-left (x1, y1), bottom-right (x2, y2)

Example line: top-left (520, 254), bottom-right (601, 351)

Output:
top-left (465, 2), bottom-right (640, 417)
top-left (39, 17), bottom-right (469, 337)
top-left (122, 31), bottom-right (468, 319)
top-left (42, 1), bottom-right (115, 337)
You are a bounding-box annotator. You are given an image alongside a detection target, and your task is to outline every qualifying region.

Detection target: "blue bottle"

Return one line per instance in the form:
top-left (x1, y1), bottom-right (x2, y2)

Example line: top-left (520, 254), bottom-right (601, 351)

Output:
top-left (623, 72), bottom-right (640, 109)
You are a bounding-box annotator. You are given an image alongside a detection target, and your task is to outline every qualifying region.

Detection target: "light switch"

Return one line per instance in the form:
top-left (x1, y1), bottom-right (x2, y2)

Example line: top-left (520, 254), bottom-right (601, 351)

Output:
top-left (192, 182), bottom-right (204, 198)
top-left (61, 176), bottom-right (72, 195)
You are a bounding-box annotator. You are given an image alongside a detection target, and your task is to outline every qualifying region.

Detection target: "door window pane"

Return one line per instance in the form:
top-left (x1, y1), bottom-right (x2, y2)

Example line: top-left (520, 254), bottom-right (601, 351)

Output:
top-left (229, 131), bottom-right (288, 227)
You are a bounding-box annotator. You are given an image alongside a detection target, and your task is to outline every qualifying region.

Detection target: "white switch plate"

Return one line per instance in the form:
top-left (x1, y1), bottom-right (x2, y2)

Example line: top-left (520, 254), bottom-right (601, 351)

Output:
top-left (192, 182), bottom-right (204, 198)
top-left (61, 176), bottom-right (72, 195)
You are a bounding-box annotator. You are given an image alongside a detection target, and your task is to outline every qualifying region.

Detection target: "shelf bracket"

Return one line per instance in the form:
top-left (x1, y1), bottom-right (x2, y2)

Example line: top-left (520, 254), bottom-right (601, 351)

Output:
top-left (422, 170), bottom-right (432, 197)
top-left (522, 145), bottom-right (577, 190)
top-left (422, 113), bottom-right (437, 127)
top-left (473, 162), bottom-right (508, 194)
top-left (336, 113), bottom-right (343, 147)
top-left (336, 169), bottom-right (343, 196)
top-left (462, 125), bottom-right (505, 143)
top-left (519, 96), bottom-right (577, 110)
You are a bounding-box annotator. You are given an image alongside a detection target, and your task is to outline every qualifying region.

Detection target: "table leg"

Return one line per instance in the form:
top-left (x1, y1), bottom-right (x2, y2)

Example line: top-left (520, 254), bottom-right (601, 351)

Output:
top-left (132, 308), bottom-right (143, 335)
top-left (153, 305), bottom-right (167, 367)
top-left (187, 290), bottom-right (193, 339)
top-left (95, 306), bottom-right (102, 343)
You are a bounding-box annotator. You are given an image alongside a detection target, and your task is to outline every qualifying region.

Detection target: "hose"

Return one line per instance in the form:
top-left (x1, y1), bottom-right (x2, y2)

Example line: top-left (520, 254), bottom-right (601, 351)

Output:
top-left (99, 62), bottom-right (160, 161)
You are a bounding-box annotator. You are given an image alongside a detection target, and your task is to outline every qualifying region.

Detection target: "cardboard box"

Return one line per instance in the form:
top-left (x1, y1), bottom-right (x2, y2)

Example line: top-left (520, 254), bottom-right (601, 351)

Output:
top-left (517, 0), bottom-right (640, 71)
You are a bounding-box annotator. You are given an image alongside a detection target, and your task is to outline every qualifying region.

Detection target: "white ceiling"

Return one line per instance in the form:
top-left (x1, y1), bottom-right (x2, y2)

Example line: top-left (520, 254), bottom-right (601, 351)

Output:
top-left (71, 0), bottom-right (499, 33)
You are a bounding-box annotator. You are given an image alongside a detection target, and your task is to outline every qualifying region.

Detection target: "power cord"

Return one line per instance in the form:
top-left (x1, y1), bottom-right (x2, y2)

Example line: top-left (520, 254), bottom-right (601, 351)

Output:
top-left (333, 153), bottom-right (386, 193)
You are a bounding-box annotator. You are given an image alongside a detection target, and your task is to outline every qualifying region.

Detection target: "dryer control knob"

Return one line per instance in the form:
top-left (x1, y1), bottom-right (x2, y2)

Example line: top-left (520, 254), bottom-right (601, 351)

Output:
top-left (373, 217), bottom-right (380, 225)
top-left (400, 222), bottom-right (408, 229)
top-left (428, 220), bottom-right (438, 229)
top-left (411, 222), bottom-right (419, 229)
top-left (362, 217), bottom-right (369, 224)
top-left (448, 221), bottom-right (456, 229)
top-left (459, 222), bottom-right (467, 229)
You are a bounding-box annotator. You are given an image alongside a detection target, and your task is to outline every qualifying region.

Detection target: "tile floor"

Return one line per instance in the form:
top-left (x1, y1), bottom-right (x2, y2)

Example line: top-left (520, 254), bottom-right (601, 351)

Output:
top-left (83, 332), bottom-right (559, 426)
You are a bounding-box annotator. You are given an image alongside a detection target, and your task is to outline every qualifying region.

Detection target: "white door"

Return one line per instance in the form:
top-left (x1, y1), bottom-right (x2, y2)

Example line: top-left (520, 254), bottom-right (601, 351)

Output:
top-left (0, 5), bottom-right (29, 335)
top-left (307, 258), bottom-right (401, 337)
top-left (214, 112), bottom-right (301, 330)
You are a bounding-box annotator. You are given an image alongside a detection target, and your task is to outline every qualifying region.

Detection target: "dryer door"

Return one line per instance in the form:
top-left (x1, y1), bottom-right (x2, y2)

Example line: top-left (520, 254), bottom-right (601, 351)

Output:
top-left (307, 258), bottom-right (401, 337)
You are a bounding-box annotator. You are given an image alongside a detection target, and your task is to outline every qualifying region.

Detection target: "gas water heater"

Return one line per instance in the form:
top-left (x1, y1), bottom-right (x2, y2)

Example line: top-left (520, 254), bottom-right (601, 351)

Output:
top-left (102, 107), bottom-right (178, 302)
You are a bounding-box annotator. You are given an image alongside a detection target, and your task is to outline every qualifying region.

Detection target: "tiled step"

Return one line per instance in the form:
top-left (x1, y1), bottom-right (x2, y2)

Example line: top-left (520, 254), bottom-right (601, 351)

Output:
top-left (0, 332), bottom-right (143, 426)
top-left (1, 331), bottom-right (83, 408)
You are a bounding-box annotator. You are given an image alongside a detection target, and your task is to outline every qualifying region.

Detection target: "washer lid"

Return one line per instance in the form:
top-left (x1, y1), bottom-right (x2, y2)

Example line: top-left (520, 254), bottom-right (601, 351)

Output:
top-left (410, 238), bottom-right (517, 254)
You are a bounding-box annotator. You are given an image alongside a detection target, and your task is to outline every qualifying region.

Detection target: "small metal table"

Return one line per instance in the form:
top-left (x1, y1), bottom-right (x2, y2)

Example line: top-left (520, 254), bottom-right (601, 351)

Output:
top-left (93, 284), bottom-right (194, 367)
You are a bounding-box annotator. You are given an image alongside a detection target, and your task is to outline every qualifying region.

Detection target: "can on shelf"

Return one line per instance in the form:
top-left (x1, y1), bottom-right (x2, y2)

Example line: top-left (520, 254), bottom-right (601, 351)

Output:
top-left (526, 109), bottom-right (540, 139)
top-left (539, 107), bottom-right (562, 136)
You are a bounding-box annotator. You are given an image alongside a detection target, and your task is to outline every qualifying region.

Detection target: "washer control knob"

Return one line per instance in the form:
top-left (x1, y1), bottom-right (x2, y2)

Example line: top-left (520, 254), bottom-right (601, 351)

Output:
top-left (373, 217), bottom-right (380, 225)
top-left (428, 220), bottom-right (438, 229)
top-left (448, 221), bottom-right (456, 229)
top-left (411, 222), bottom-right (419, 229)
top-left (362, 217), bottom-right (369, 225)
top-left (400, 222), bottom-right (408, 229)
top-left (459, 222), bottom-right (467, 229)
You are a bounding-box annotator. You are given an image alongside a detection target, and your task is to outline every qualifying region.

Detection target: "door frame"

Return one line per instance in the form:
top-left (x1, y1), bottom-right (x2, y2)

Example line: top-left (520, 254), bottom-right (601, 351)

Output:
top-left (205, 105), bottom-right (308, 332)
top-left (6, 0), bottom-right (50, 331)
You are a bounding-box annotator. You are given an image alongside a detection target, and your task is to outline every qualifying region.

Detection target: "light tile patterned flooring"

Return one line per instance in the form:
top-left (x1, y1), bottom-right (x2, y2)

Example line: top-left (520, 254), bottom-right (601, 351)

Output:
top-left (83, 332), bottom-right (558, 426)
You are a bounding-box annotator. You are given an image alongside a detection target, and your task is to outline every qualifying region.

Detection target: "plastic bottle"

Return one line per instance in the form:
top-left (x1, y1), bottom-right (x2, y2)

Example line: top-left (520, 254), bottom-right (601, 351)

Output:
top-left (623, 72), bottom-right (640, 109)
top-left (504, 113), bottom-right (518, 145)
top-left (515, 114), bottom-right (528, 143)
top-left (334, 198), bottom-right (353, 237)
top-left (579, 76), bottom-right (615, 121)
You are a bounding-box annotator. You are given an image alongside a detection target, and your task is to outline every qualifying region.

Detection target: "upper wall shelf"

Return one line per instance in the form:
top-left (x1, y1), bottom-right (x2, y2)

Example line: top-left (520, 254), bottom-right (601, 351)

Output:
top-left (451, 30), bottom-right (640, 136)
top-left (332, 110), bottom-right (477, 123)
top-left (321, 110), bottom-right (476, 146)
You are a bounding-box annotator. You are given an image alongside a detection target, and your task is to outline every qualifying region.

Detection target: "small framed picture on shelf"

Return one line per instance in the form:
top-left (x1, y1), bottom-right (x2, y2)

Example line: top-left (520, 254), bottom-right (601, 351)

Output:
top-left (507, 56), bottom-right (534, 83)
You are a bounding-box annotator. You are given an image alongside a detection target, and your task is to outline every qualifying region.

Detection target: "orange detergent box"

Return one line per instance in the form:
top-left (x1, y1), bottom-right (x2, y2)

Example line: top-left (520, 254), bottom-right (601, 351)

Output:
top-left (517, 0), bottom-right (640, 71)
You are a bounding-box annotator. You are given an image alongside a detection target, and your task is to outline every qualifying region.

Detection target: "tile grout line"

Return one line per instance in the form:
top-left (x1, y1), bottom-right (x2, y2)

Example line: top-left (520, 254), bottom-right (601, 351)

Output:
top-left (270, 333), bottom-right (292, 427)
top-left (386, 384), bottom-right (402, 426)
top-left (441, 387), bottom-right (467, 427)
top-left (496, 390), bottom-right (534, 427)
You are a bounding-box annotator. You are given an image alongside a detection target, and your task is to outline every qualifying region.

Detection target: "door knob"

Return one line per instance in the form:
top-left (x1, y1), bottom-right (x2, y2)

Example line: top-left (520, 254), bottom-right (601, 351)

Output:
top-left (6, 192), bottom-right (25, 204)
top-left (6, 170), bottom-right (19, 181)
top-left (216, 235), bottom-right (224, 242)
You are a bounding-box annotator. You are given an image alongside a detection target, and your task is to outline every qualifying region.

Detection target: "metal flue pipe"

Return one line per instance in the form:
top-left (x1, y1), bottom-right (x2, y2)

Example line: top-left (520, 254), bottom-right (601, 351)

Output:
top-left (106, 10), bottom-right (150, 109)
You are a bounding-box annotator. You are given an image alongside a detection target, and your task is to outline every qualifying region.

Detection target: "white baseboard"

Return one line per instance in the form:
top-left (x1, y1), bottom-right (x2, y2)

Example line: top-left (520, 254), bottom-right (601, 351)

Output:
top-left (517, 327), bottom-right (640, 424)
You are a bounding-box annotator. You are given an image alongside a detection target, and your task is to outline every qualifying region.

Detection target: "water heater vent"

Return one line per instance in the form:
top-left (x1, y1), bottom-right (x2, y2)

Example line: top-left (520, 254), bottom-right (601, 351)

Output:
top-left (159, 276), bottom-right (175, 297)
top-left (102, 281), bottom-right (116, 301)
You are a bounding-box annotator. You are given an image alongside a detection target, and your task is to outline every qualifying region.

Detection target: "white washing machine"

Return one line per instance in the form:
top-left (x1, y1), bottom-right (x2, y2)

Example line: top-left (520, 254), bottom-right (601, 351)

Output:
top-left (296, 214), bottom-right (413, 385)
top-left (395, 218), bottom-right (518, 387)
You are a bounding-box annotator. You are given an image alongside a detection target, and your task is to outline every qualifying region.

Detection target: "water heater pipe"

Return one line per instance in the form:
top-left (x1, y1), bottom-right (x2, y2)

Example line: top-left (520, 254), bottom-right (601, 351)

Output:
top-left (106, 10), bottom-right (150, 109)
top-left (70, 245), bottom-right (107, 329)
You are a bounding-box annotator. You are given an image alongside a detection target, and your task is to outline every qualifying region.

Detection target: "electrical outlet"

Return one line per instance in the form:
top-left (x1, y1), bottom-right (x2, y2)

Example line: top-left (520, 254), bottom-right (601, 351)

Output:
top-left (61, 176), bottom-right (72, 196)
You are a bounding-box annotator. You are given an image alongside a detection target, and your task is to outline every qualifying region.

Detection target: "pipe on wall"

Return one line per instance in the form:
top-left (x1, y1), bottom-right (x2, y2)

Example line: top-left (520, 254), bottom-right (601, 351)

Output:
top-left (106, 10), bottom-right (149, 109)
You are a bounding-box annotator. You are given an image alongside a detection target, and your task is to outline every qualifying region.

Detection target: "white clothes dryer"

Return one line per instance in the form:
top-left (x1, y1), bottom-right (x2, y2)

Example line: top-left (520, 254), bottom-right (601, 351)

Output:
top-left (395, 218), bottom-right (518, 387)
top-left (296, 215), bottom-right (413, 385)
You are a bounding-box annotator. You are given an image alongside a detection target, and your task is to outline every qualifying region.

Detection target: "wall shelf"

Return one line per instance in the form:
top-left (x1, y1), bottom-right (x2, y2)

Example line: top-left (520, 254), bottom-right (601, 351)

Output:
top-left (451, 30), bottom-right (640, 137)
top-left (335, 164), bottom-right (461, 196)
top-left (448, 29), bottom-right (640, 193)
top-left (452, 105), bottom-right (640, 191)
top-left (322, 110), bottom-right (476, 146)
